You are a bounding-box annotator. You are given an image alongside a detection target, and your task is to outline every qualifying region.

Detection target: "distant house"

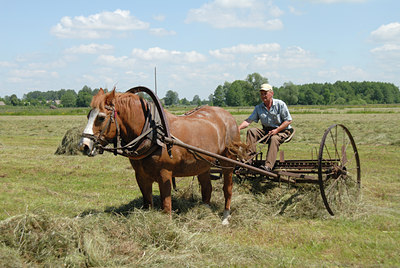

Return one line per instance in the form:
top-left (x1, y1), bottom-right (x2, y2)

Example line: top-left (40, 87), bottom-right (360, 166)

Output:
top-left (46, 100), bottom-right (61, 105)
top-left (0, 101), bottom-right (5, 106)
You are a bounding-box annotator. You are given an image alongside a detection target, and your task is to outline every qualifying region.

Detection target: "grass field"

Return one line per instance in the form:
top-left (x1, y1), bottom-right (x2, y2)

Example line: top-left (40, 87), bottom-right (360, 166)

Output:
top-left (0, 106), bottom-right (399, 267)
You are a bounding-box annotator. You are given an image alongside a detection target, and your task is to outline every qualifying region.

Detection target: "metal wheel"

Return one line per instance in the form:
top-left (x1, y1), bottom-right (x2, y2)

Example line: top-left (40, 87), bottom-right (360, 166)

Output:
top-left (318, 124), bottom-right (361, 215)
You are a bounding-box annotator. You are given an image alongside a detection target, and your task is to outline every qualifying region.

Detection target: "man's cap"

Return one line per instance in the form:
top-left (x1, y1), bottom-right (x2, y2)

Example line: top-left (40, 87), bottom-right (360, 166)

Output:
top-left (260, 83), bottom-right (273, 92)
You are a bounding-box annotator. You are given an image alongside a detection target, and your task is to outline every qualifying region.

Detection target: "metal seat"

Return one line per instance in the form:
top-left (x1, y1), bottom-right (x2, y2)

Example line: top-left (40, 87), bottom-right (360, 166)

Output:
top-left (284, 128), bottom-right (295, 143)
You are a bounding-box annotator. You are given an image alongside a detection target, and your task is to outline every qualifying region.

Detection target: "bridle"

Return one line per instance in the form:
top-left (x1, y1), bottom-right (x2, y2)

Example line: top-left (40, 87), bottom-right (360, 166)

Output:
top-left (81, 86), bottom-right (173, 159)
top-left (81, 104), bottom-right (121, 155)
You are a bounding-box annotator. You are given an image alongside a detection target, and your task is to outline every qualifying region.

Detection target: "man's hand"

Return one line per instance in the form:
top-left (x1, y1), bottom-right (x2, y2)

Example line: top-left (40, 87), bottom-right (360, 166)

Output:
top-left (269, 120), bottom-right (292, 135)
top-left (268, 128), bottom-right (279, 135)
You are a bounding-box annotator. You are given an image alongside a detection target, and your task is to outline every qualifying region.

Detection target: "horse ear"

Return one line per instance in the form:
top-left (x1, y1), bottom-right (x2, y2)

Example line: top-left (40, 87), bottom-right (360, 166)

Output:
top-left (105, 88), bottom-right (116, 106)
top-left (98, 88), bottom-right (105, 95)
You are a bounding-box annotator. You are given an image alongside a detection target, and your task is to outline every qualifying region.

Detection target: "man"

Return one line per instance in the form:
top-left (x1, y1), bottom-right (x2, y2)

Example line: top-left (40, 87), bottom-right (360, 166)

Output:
top-left (238, 83), bottom-right (293, 172)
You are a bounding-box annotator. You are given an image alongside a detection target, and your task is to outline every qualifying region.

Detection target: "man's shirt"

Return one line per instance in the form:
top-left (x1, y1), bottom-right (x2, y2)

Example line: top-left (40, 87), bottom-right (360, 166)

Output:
top-left (247, 99), bottom-right (292, 129)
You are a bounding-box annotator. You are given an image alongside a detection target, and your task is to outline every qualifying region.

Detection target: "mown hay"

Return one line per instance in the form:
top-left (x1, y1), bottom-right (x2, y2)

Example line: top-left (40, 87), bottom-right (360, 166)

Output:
top-left (55, 126), bottom-right (84, 155)
top-left (0, 178), bottom-right (365, 267)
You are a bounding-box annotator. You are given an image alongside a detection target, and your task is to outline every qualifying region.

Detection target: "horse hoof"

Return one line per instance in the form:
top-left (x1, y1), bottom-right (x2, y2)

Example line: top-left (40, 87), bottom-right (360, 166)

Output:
top-left (203, 204), bottom-right (211, 209)
top-left (222, 209), bottom-right (231, 225)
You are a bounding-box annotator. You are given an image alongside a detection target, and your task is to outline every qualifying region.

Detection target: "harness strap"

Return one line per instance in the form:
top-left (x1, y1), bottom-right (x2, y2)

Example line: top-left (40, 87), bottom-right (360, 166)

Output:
top-left (98, 101), bottom-right (162, 159)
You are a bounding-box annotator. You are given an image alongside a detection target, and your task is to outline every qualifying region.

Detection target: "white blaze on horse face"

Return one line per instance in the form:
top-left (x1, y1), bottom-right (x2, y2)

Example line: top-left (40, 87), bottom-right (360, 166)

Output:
top-left (84, 108), bottom-right (100, 135)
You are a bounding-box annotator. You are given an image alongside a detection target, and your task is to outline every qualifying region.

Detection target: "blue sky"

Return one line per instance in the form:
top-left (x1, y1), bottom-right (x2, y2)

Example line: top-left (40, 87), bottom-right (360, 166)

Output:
top-left (1, 0), bottom-right (399, 100)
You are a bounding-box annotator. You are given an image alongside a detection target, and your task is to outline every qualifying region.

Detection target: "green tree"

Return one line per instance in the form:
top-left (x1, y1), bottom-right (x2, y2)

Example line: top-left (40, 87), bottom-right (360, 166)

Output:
top-left (276, 82), bottom-right (299, 105)
top-left (207, 94), bottom-right (213, 106)
top-left (180, 98), bottom-right (190, 105)
top-left (164, 90), bottom-right (179, 106)
top-left (9, 94), bottom-right (21, 106)
top-left (245, 72), bottom-right (268, 105)
top-left (226, 80), bottom-right (249, 106)
top-left (61, 90), bottom-right (77, 107)
top-left (191, 95), bottom-right (201, 106)
top-left (213, 85), bottom-right (227, 106)
top-left (76, 86), bottom-right (93, 107)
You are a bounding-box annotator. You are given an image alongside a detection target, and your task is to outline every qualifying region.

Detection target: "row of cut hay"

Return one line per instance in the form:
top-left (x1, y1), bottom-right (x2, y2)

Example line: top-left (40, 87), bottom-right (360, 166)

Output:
top-left (0, 180), bottom-right (364, 267)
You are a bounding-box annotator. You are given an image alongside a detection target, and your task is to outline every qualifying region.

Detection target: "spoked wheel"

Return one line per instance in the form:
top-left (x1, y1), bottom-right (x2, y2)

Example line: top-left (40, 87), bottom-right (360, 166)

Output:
top-left (318, 124), bottom-right (361, 215)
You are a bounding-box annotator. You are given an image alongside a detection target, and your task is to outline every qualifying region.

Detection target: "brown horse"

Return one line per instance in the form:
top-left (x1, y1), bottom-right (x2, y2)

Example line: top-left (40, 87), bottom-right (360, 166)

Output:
top-left (78, 88), bottom-right (241, 224)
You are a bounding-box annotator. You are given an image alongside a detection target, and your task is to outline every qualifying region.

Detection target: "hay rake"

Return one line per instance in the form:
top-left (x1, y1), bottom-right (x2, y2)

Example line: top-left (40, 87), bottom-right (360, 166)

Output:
top-left (166, 123), bottom-right (361, 216)
top-left (233, 124), bottom-right (361, 215)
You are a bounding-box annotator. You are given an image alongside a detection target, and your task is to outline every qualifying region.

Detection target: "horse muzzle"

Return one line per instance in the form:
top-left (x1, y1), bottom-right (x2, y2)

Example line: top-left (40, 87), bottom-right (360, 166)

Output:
top-left (78, 137), bottom-right (97, 157)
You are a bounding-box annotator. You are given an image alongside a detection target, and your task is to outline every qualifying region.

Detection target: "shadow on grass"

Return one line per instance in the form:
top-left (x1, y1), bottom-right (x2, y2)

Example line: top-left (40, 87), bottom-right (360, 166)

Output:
top-left (78, 192), bottom-right (220, 218)
top-left (233, 174), bottom-right (323, 217)
top-left (78, 174), bottom-right (323, 219)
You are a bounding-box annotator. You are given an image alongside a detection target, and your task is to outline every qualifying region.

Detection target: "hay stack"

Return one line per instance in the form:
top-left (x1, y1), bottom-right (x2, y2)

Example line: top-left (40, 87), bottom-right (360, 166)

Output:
top-left (55, 126), bottom-right (84, 155)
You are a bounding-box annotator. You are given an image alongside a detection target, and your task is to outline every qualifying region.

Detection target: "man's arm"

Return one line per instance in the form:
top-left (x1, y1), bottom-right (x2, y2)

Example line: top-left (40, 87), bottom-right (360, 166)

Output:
top-left (268, 120), bottom-right (292, 135)
top-left (238, 119), bottom-right (252, 131)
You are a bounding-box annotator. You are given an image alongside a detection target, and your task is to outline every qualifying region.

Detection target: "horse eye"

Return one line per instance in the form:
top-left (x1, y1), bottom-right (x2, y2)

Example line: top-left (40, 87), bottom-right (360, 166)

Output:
top-left (97, 113), bottom-right (107, 122)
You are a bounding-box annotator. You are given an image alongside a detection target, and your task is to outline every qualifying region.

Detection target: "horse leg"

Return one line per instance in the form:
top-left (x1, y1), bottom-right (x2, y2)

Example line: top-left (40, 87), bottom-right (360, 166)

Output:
top-left (135, 171), bottom-right (153, 209)
top-left (222, 167), bottom-right (234, 225)
top-left (197, 171), bottom-right (212, 205)
top-left (158, 169), bottom-right (173, 216)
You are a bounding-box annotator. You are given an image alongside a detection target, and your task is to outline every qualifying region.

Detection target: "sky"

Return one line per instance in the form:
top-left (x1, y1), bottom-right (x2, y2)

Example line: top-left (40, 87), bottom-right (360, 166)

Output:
top-left (1, 0), bottom-right (399, 100)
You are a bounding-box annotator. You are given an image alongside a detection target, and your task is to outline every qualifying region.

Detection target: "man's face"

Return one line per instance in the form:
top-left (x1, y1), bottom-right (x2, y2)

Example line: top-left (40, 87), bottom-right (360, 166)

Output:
top-left (260, 90), bottom-right (273, 103)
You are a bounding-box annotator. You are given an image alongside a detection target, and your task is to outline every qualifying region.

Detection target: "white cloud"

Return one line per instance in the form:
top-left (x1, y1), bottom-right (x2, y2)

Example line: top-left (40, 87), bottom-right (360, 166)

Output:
top-left (289, 6), bottom-right (303, 15)
top-left (51, 9), bottom-right (149, 39)
top-left (210, 43), bottom-right (281, 61)
top-left (149, 28), bottom-right (176, 36)
top-left (185, 0), bottom-right (283, 30)
top-left (317, 66), bottom-right (368, 81)
top-left (370, 22), bottom-right (400, 43)
top-left (96, 55), bottom-right (136, 68)
top-left (153, 14), bottom-right (166, 21)
top-left (9, 69), bottom-right (47, 78)
top-left (131, 47), bottom-right (206, 63)
top-left (254, 46), bottom-right (324, 69)
top-left (282, 46), bottom-right (325, 68)
top-left (371, 44), bottom-right (400, 54)
top-left (370, 22), bottom-right (400, 70)
top-left (211, 43), bottom-right (280, 57)
top-left (305, 0), bottom-right (367, 3)
top-left (371, 44), bottom-right (400, 69)
top-left (214, 0), bottom-right (256, 9)
top-left (7, 69), bottom-right (59, 84)
top-left (64, 43), bottom-right (114, 54)
top-left (0, 61), bottom-right (17, 68)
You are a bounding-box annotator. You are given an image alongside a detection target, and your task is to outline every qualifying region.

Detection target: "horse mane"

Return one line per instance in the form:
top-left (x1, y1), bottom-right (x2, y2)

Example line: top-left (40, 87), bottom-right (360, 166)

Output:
top-left (90, 90), bottom-right (144, 111)
top-left (115, 92), bottom-right (142, 109)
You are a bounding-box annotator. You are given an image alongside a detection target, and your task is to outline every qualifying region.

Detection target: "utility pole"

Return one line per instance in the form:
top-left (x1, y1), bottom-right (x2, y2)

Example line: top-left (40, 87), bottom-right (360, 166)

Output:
top-left (154, 66), bottom-right (157, 96)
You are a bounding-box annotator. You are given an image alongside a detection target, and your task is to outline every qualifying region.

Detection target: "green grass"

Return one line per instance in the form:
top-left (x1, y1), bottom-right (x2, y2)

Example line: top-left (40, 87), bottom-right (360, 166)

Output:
top-left (0, 106), bottom-right (90, 116)
top-left (0, 107), bottom-right (399, 267)
top-left (3, 103), bottom-right (398, 116)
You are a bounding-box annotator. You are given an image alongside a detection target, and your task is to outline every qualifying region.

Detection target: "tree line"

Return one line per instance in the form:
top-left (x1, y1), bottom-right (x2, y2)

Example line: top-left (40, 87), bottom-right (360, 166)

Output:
top-left (211, 73), bottom-right (400, 106)
top-left (1, 73), bottom-right (399, 107)
top-left (0, 86), bottom-right (99, 107)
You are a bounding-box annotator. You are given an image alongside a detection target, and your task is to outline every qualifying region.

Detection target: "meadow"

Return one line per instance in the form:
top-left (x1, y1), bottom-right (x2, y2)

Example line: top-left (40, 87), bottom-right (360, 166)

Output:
top-left (0, 106), bottom-right (399, 267)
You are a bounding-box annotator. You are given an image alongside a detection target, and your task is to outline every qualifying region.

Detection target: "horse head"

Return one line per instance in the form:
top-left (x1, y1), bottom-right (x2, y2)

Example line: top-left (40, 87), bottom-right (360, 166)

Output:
top-left (78, 88), bottom-right (119, 156)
